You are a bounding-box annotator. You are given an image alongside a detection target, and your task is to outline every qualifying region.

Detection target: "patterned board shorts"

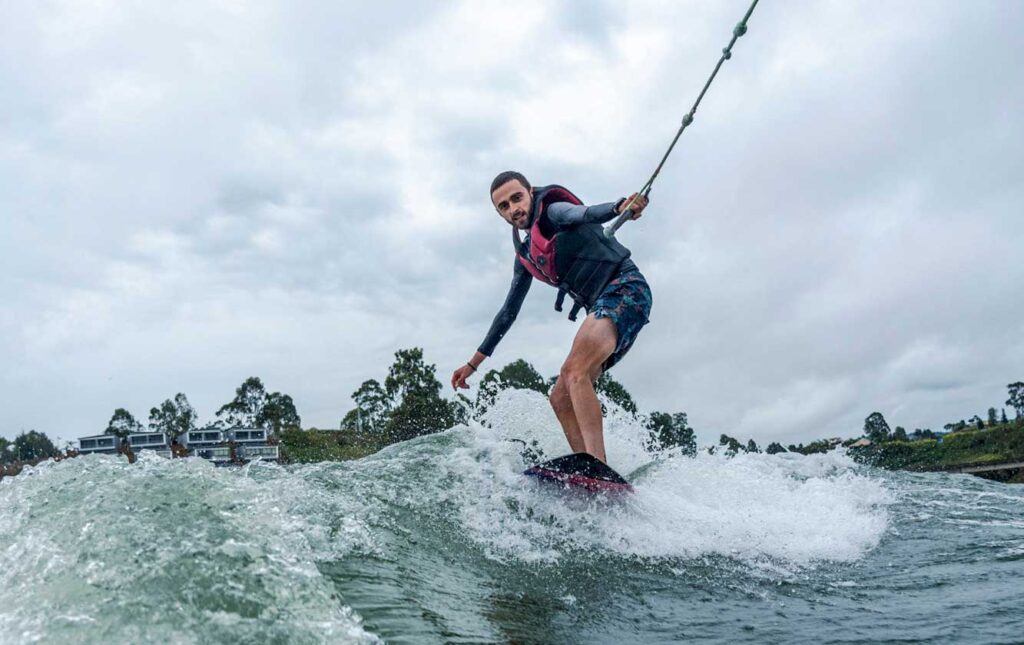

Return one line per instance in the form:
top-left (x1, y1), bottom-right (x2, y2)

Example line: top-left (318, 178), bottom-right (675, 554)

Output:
top-left (591, 268), bottom-right (653, 371)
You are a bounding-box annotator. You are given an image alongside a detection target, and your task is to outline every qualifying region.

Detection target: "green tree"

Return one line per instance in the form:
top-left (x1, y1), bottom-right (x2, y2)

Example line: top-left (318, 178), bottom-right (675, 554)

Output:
top-left (987, 407), bottom-right (998, 427)
top-left (892, 426), bottom-right (908, 441)
top-left (0, 437), bottom-right (12, 464)
top-left (453, 393), bottom-right (473, 426)
top-left (216, 377), bottom-right (268, 427)
top-left (382, 348), bottom-right (457, 443)
top-left (14, 430), bottom-right (59, 461)
top-left (594, 372), bottom-right (638, 416)
top-left (260, 392), bottom-right (301, 432)
top-left (864, 412), bottom-right (891, 443)
top-left (1001, 408), bottom-right (1009, 424)
top-left (910, 428), bottom-right (935, 441)
top-left (344, 379), bottom-right (390, 431)
top-left (105, 408), bottom-right (143, 438)
top-left (766, 442), bottom-right (786, 454)
top-left (746, 438), bottom-right (761, 454)
top-left (719, 434), bottom-right (744, 455)
top-left (149, 393), bottom-right (198, 440)
top-left (475, 359), bottom-right (548, 415)
top-left (646, 411), bottom-right (696, 455)
top-left (1006, 382), bottom-right (1024, 419)
top-left (217, 377), bottom-right (300, 432)
top-left (969, 415), bottom-right (984, 431)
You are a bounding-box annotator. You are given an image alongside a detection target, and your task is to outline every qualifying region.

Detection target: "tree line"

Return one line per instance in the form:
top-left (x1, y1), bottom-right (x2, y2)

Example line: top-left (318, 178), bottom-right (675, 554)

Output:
top-left (861, 381), bottom-right (1024, 444)
top-left (0, 431), bottom-right (62, 465)
top-left (689, 381), bottom-right (1024, 459)
top-left (101, 377), bottom-right (302, 441)
top-left (10, 357), bottom-right (1016, 468)
top-left (338, 348), bottom-right (697, 454)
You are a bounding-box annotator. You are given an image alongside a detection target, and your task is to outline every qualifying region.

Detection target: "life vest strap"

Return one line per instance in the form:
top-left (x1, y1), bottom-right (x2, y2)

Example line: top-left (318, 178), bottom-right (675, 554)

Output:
top-left (568, 301), bottom-right (583, 321)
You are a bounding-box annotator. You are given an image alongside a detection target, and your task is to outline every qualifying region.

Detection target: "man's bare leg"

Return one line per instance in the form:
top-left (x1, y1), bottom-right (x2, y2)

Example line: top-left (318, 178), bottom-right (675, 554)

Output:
top-left (556, 314), bottom-right (617, 462)
top-left (549, 378), bottom-right (586, 453)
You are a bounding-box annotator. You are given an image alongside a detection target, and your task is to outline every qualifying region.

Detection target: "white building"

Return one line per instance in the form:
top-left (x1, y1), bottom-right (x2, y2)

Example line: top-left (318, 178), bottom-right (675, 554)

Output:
top-left (76, 426), bottom-right (279, 463)
top-left (77, 434), bottom-right (121, 455)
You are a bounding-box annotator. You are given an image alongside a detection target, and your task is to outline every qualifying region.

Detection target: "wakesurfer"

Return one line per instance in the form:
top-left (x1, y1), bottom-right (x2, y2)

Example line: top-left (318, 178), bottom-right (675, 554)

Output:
top-left (451, 171), bottom-right (652, 463)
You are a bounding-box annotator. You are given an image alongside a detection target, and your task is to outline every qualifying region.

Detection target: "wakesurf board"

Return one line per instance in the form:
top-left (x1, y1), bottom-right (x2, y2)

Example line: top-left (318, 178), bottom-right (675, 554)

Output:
top-left (523, 452), bottom-right (634, 493)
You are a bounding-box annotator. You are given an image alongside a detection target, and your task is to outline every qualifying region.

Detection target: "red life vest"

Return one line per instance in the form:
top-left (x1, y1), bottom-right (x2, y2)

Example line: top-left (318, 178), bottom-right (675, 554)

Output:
top-left (514, 185), bottom-right (631, 319)
top-left (515, 186), bottom-right (580, 286)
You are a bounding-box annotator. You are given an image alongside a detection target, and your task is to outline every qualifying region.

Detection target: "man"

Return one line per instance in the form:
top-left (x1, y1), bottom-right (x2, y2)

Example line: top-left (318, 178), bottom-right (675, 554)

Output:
top-left (451, 171), bottom-right (652, 463)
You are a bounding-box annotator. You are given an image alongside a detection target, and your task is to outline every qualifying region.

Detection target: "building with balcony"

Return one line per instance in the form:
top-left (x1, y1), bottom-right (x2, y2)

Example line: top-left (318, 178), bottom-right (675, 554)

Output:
top-left (182, 429), bottom-right (224, 449)
top-left (126, 432), bottom-right (172, 458)
top-left (76, 427), bottom-right (280, 464)
top-left (77, 434), bottom-right (122, 455)
top-left (230, 428), bottom-right (268, 444)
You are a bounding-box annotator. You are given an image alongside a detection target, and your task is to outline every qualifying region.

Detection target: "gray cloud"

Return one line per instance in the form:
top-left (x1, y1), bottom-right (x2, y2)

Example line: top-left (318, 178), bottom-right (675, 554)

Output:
top-left (1, 1), bottom-right (1022, 449)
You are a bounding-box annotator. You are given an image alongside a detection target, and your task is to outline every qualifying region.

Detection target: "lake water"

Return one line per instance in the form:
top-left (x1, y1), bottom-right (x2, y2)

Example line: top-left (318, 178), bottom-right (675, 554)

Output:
top-left (3, 391), bottom-right (1022, 644)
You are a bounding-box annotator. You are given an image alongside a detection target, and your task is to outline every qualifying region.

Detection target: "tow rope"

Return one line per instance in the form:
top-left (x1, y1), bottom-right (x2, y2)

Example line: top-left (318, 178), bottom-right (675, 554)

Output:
top-left (606, 0), bottom-right (761, 237)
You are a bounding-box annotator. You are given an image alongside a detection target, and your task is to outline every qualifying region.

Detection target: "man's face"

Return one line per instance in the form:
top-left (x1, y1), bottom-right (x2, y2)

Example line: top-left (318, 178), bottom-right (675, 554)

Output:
top-left (491, 180), bottom-right (532, 229)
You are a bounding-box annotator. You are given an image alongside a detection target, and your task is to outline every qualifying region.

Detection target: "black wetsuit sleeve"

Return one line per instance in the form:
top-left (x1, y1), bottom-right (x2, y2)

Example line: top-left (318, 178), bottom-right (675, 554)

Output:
top-left (545, 200), bottom-right (621, 227)
top-left (477, 260), bottom-right (533, 357)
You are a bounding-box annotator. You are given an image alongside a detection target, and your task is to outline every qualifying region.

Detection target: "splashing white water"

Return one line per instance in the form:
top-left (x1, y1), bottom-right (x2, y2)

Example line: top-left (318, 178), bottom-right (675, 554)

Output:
top-left (432, 388), bottom-right (892, 564)
top-left (0, 389), bottom-right (894, 643)
top-left (0, 453), bottom-right (381, 644)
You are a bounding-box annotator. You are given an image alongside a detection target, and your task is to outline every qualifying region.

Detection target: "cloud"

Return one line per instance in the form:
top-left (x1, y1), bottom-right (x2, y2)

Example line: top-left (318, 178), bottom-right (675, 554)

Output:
top-left (1, 0), bottom-right (1022, 448)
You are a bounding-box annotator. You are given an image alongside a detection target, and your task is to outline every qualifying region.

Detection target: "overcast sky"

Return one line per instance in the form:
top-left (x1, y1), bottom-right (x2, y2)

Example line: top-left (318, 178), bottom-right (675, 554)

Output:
top-left (2, 0), bottom-right (1022, 449)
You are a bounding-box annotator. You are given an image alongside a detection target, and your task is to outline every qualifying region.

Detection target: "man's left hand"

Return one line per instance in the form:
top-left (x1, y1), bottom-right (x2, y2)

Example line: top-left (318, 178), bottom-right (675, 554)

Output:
top-left (618, 193), bottom-right (648, 220)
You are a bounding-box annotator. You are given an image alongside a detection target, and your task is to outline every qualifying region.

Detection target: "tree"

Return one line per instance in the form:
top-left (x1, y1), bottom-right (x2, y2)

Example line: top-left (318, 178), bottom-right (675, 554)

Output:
top-left (746, 438), bottom-right (761, 454)
top-left (864, 412), bottom-right (891, 443)
top-left (475, 359), bottom-right (548, 415)
top-left (1006, 382), bottom-right (1024, 419)
top-left (13, 430), bottom-right (59, 461)
top-left (217, 377), bottom-right (300, 432)
top-left (453, 393), bottom-right (473, 426)
top-left (1001, 408), bottom-right (1009, 424)
top-left (646, 411), bottom-right (696, 455)
top-left (386, 394), bottom-right (457, 443)
top-left (382, 348), bottom-right (457, 443)
top-left (0, 437), bottom-right (12, 464)
top-left (892, 426), bottom-right (908, 441)
top-left (105, 408), bottom-right (143, 438)
top-left (594, 373), bottom-right (638, 416)
top-left (718, 434), bottom-right (744, 455)
top-left (149, 393), bottom-right (198, 440)
top-left (969, 415), bottom-right (984, 431)
top-left (766, 442), bottom-right (787, 454)
top-left (910, 428), bottom-right (935, 441)
top-left (385, 349), bottom-right (441, 401)
top-left (987, 407), bottom-right (998, 427)
top-left (260, 392), bottom-right (301, 432)
top-left (344, 379), bottom-right (390, 431)
top-left (217, 377), bottom-right (268, 427)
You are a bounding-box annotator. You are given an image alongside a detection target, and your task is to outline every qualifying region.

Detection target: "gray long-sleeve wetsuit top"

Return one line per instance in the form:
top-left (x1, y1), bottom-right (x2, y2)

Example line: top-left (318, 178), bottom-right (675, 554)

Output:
top-left (477, 200), bottom-right (638, 356)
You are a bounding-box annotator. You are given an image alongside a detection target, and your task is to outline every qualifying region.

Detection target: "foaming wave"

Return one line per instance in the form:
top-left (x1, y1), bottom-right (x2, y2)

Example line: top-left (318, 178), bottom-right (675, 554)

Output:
top-left (431, 389), bottom-right (892, 565)
top-left (0, 453), bottom-right (381, 644)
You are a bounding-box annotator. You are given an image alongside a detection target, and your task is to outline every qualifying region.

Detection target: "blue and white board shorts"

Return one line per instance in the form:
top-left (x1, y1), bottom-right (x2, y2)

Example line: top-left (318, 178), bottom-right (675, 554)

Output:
top-left (591, 268), bottom-right (652, 371)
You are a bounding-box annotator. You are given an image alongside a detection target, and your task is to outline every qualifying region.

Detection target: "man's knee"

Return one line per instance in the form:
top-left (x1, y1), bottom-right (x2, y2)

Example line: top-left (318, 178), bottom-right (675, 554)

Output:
top-left (559, 361), bottom-right (593, 388)
top-left (549, 380), bottom-right (573, 414)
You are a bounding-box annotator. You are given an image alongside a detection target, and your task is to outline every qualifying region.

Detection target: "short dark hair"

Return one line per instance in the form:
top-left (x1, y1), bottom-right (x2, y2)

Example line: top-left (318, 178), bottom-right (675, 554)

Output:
top-left (490, 170), bottom-right (531, 197)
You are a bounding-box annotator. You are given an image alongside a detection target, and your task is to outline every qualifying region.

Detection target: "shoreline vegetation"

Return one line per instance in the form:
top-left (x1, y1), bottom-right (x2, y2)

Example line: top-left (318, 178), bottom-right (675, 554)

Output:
top-left (2, 349), bottom-right (1022, 483)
